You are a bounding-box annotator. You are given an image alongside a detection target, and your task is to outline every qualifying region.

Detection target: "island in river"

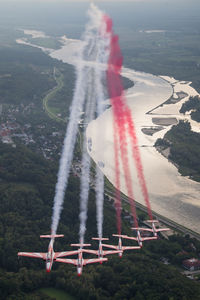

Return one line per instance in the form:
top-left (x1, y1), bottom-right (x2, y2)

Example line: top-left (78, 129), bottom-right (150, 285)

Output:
top-left (17, 30), bottom-right (200, 234)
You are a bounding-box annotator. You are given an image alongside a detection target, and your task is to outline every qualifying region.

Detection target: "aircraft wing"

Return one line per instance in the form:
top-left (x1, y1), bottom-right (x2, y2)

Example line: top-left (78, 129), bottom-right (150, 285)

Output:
top-left (82, 249), bottom-right (98, 255)
top-left (56, 258), bottom-right (77, 266)
top-left (122, 246), bottom-right (140, 251)
top-left (84, 258), bottom-right (107, 265)
top-left (18, 252), bottom-right (46, 260)
top-left (122, 236), bottom-right (137, 241)
top-left (139, 228), bottom-right (153, 232)
top-left (55, 250), bottom-right (79, 259)
top-left (142, 237), bottom-right (157, 241)
top-left (103, 250), bottom-right (122, 256)
top-left (132, 227), bottom-right (153, 232)
top-left (101, 244), bottom-right (117, 250)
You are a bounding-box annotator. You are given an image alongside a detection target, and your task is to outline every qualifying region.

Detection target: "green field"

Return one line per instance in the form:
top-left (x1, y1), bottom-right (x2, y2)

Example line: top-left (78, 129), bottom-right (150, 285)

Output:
top-left (42, 69), bottom-right (66, 122)
top-left (121, 30), bottom-right (200, 93)
top-left (39, 288), bottom-right (76, 300)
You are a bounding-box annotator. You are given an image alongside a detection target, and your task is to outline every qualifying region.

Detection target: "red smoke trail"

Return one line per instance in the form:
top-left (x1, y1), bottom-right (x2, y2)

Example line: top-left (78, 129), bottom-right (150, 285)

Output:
top-left (103, 14), bottom-right (153, 224)
top-left (112, 98), bottom-right (138, 228)
top-left (113, 120), bottom-right (121, 234)
top-left (103, 15), bottom-right (138, 228)
top-left (124, 108), bottom-right (153, 220)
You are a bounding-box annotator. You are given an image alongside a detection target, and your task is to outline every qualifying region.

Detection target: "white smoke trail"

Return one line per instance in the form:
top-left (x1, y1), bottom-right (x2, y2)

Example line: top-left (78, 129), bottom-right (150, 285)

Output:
top-left (51, 3), bottom-right (110, 240)
top-left (79, 67), bottom-right (96, 244)
top-left (95, 169), bottom-right (104, 239)
top-left (79, 3), bottom-right (110, 243)
top-left (94, 52), bottom-right (109, 239)
top-left (94, 14), bottom-right (110, 239)
top-left (51, 30), bottom-right (91, 235)
top-left (79, 6), bottom-right (102, 243)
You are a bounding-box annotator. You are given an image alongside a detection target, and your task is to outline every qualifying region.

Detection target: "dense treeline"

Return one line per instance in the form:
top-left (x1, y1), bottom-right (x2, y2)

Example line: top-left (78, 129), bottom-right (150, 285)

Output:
top-left (121, 30), bottom-right (200, 94)
top-left (1, 142), bottom-right (200, 299)
top-left (0, 42), bottom-right (132, 108)
top-left (122, 76), bottom-right (134, 91)
top-left (155, 121), bottom-right (200, 181)
top-left (180, 96), bottom-right (200, 122)
top-left (0, 46), bottom-right (58, 105)
top-left (0, 46), bottom-right (56, 67)
top-left (52, 254), bottom-right (200, 300)
top-left (0, 39), bottom-right (200, 300)
top-left (0, 64), bottom-right (54, 105)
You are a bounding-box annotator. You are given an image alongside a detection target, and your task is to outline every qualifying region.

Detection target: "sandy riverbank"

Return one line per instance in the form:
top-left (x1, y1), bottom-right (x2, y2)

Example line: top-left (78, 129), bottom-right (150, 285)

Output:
top-left (16, 29), bottom-right (200, 234)
top-left (87, 71), bottom-right (200, 234)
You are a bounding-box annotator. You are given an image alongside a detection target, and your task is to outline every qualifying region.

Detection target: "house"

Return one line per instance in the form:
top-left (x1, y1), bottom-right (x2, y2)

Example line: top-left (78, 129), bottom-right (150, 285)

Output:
top-left (183, 258), bottom-right (200, 271)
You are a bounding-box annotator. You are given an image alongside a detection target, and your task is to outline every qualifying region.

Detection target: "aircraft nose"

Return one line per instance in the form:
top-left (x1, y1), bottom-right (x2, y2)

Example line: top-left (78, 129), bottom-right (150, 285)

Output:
top-left (77, 268), bottom-right (82, 276)
top-left (46, 263), bottom-right (51, 273)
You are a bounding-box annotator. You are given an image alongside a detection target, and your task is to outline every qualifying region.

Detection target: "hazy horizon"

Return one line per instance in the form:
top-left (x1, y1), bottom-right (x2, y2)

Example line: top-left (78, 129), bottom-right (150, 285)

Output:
top-left (1, 0), bottom-right (200, 34)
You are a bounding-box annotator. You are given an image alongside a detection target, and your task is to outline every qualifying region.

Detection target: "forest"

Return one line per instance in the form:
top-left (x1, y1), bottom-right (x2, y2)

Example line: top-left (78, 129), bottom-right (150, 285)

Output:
top-left (180, 96), bottom-right (200, 123)
top-left (155, 121), bottom-right (200, 182)
top-left (1, 142), bottom-right (200, 299)
top-left (0, 30), bottom-right (200, 299)
top-left (0, 46), bottom-right (56, 105)
top-left (0, 44), bottom-right (77, 107)
top-left (122, 29), bottom-right (200, 94)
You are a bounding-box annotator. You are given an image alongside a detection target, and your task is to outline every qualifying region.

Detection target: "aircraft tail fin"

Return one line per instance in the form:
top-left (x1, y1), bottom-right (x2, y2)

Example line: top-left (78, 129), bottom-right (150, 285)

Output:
top-left (131, 227), bottom-right (153, 232)
top-left (146, 220), bottom-right (159, 223)
top-left (112, 234), bottom-right (124, 238)
top-left (40, 234), bottom-right (64, 238)
top-left (92, 237), bottom-right (109, 241)
top-left (70, 243), bottom-right (91, 248)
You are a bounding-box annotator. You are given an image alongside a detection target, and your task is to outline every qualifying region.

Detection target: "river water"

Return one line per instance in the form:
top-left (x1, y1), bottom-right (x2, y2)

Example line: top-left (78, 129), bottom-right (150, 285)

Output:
top-left (17, 33), bottom-right (200, 234)
top-left (86, 68), bottom-right (200, 234)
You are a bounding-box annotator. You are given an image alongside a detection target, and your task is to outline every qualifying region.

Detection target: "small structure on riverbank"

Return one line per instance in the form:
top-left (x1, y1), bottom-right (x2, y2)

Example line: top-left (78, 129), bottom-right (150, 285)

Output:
top-left (183, 258), bottom-right (200, 271)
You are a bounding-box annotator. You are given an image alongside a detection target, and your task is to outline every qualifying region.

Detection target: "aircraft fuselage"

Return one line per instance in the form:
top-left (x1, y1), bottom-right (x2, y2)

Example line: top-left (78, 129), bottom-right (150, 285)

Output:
top-left (77, 251), bottom-right (83, 276)
top-left (46, 239), bottom-right (54, 272)
top-left (136, 231), bottom-right (143, 247)
top-left (117, 237), bottom-right (123, 257)
top-left (152, 223), bottom-right (158, 237)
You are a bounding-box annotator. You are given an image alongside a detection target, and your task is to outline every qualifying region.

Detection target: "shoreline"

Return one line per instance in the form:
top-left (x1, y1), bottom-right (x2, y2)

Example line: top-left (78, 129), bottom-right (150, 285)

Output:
top-left (87, 70), bottom-right (200, 234)
top-left (16, 29), bottom-right (200, 234)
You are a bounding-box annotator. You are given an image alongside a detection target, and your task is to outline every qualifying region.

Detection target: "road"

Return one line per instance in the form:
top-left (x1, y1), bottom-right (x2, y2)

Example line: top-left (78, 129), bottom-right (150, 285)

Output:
top-left (104, 186), bottom-right (200, 241)
top-left (42, 68), bottom-right (66, 123)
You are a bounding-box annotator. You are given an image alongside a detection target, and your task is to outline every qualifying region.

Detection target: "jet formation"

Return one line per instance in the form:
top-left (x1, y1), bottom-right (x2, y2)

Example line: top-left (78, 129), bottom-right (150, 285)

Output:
top-left (18, 220), bottom-right (170, 276)
top-left (18, 234), bottom-right (81, 273)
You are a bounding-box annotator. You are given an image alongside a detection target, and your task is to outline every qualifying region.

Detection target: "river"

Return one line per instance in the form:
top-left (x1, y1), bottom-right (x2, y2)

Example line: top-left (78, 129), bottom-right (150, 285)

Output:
top-left (17, 32), bottom-right (200, 234)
